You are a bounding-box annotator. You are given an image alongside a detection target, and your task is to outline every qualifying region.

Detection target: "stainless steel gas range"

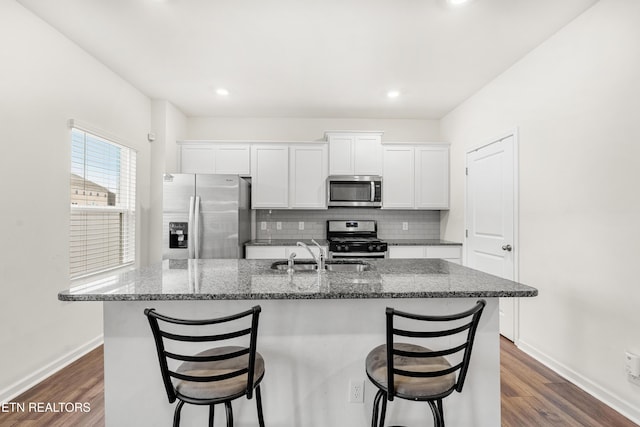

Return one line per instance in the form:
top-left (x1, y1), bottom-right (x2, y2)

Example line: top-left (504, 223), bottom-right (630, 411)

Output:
top-left (327, 220), bottom-right (388, 258)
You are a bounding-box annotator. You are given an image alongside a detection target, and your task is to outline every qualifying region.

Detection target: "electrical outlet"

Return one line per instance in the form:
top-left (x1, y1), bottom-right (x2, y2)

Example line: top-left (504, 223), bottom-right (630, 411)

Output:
top-left (299, 221), bottom-right (305, 230)
top-left (348, 379), bottom-right (364, 403)
top-left (260, 221), bottom-right (267, 230)
top-left (276, 222), bottom-right (282, 230)
top-left (402, 222), bottom-right (408, 231)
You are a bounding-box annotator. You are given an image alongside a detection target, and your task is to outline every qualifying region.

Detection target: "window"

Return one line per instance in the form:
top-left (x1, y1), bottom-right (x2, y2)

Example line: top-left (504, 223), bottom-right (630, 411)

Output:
top-left (69, 125), bottom-right (136, 278)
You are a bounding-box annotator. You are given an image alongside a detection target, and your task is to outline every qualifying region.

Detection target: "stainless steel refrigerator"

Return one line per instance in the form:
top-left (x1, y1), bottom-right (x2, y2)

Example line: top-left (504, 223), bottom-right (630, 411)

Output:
top-left (162, 174), bottom-right (251, 260)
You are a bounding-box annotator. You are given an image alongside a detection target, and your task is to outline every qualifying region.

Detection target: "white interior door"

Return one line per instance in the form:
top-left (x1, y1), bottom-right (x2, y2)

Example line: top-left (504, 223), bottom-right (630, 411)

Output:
top-left (466, 134), bottom-right (517, 341)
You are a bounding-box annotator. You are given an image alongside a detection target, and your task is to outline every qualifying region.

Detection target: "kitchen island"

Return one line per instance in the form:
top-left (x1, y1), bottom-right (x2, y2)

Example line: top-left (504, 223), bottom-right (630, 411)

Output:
top-left (59, 259), bottom-right (537, 427)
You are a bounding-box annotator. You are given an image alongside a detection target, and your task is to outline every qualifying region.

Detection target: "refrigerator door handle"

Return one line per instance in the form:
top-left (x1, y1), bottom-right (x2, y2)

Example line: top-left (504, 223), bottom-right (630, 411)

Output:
top-left (194, 196), bottom-right (201, 259)
top-left (188, 196), bottom-right (195, 259)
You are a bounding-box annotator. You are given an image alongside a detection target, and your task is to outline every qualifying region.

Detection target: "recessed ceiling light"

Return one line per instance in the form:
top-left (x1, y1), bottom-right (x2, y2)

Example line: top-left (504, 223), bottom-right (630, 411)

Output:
top-left (448, 0), bottom-right (471, 5)
top-left (216, 88), bottom-right (229, 96)
top-left (387, 90), bottom-right (400, 98)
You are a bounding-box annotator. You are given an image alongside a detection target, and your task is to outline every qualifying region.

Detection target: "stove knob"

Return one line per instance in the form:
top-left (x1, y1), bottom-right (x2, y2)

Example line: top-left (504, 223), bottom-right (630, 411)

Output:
top-left (376, 244), bottom-right (384, 251)
top-left (368, 244), bottom-right (375, 251)
top-left (342, 245), bottom-right (350, 252)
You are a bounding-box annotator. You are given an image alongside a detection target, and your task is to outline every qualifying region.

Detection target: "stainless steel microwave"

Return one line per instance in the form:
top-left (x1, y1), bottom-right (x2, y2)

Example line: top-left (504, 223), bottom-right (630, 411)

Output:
top-left (327, 175), bottom-right (382, 208)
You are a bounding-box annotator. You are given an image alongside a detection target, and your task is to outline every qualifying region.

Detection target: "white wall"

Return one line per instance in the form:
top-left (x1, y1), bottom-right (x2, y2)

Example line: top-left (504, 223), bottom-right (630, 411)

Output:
top-left (441, 0), bottom-right (640, 421)
top-left (149, 100), bottom-right (187, 263)
top-left (187, 117), bottom-right (441, 142)
top-left (0, 1), bottom-right (151, 401)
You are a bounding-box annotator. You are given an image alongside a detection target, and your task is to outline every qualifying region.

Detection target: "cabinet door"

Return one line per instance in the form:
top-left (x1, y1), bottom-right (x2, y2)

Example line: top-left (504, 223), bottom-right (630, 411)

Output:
top-left (251, 145), bottom-right (289, 208)
top-left (245, 246), bottom-right (287, 259)
top-left (382, 146), bottom-right (415, 208)
top-left (180, 145), bottom-right (216, 173)
top-left (290, 144), bottom-right (328, 209)
top-left (388, 246), bottom-right (426, 259)
top-left (415, 146), bottom-right (449, 209)
top-left (328, 136), bottom-right (354, 175)
top-left (354, 135), bottom-right (382, 175)
top-left (214, 145), bottom-right (250, 175)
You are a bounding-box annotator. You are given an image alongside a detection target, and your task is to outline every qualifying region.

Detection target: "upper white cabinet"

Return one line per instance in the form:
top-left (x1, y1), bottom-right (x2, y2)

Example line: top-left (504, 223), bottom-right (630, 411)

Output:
top-left (179, 142), bottom-right (250, 175)
top-left (382, 146), bottom-right (415, 208)
top-left (326, 131), bottom-right (383, 175)
top-left (251, 145), bottom-right (289, 208)
top-left (415, 146), bottom-right (449, 209)
top-left (289, 144), bottom-right (328, 209)
top-left (382, 144), bottom-right (449, 210)
top-left (251, 143), bottom-right (328, 209)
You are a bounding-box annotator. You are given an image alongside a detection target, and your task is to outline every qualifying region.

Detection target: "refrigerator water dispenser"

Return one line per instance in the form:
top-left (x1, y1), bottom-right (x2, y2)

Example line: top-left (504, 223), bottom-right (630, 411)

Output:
top-left (169, 222), bottom-right (188, 249)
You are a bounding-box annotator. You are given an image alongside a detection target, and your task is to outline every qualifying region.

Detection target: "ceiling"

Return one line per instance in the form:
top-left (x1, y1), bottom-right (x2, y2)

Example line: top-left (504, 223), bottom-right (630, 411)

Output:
top-left (17, 0), bottom-right (598, 119)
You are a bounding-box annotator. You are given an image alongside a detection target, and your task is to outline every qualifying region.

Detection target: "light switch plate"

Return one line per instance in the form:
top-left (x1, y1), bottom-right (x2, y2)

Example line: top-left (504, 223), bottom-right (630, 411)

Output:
top-left (402, 222), bottom-right (408, 231)
top-left (260, 221), bottom-right (267, 230)
top-left (299, 221), bottom-right (304, 230)
top-left (276, 222), bottom-right (282, 230)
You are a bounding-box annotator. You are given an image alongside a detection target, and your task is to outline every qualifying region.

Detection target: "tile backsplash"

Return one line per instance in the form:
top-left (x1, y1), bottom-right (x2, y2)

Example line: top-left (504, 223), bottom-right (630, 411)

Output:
top-left (255, 209), bottom-right (440, 240)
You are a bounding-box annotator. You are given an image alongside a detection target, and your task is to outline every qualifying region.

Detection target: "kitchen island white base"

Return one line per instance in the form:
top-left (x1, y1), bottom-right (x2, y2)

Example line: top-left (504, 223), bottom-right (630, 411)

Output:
top-left (104, 298), bottom-right (500, 427)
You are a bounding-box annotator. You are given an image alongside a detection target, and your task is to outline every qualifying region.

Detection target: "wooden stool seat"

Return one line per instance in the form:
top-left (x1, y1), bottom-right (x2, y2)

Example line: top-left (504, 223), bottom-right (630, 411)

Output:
top-left (175, 346), bottom-right (265, 401)
top-left (366, 343), bottom-right (455, 399)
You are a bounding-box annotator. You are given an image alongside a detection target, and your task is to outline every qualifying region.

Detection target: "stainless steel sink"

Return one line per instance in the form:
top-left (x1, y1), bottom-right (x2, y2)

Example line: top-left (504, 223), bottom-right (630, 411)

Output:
top-left (270, 260), bottom-right (371, 272)
top-left (325, 261), bottom-right (370, 272)
top-left (270, 261), bottom-right (318, 271)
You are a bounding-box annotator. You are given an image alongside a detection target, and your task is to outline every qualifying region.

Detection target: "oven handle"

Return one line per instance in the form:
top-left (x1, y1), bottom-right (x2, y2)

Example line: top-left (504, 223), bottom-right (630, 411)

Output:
top-left (370, 181), bottom-right (375, 202)
top-left (329, 252), bottom-right (387, 259)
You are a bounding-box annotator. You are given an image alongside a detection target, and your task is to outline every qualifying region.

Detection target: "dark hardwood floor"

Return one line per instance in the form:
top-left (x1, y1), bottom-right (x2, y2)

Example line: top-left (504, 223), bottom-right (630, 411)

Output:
top-left (1, 338), bottom-right (637, 426)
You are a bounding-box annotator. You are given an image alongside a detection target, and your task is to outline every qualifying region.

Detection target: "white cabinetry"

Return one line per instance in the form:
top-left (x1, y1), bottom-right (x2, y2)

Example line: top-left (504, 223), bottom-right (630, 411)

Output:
top-left (382, 146), bottom-right (415, 208)
top-left (245, 245), bottom-right (325, 260)
top-left (415, 146), bottom-right (449, 209)
top-left (289, 144), bottom-right (328, 209)
top-left (251, 145), bottom-right (289, 208)
top-left (251, 143), bottom-right (328, 209)
top-left (326, 132), bottom-right (383, 175)
top-left (382, 144), bottom-right (449, 210)
top-left (179, 142), bottom-right (250, 175)
top-left (387, 245), bottom-right (461, 264)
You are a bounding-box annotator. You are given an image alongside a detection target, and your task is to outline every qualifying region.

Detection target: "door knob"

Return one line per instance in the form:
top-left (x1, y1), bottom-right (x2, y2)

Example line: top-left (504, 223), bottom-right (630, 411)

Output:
top-left (502, 244), bottom-right (512, 252)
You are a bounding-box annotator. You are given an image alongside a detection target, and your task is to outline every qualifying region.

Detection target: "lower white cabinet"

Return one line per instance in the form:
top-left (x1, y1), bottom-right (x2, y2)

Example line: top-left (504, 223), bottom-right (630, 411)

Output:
top-left (387, 245), bottom-right (461, 264)
top-left (245, 245), bottom-right (325, 260)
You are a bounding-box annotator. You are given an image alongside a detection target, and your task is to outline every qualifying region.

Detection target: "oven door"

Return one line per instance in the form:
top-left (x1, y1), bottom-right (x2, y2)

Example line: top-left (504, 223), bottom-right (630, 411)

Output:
top-left (327, 176), bottom-right (382, 207)
top-left (329, 251), bottom-right (387, 259)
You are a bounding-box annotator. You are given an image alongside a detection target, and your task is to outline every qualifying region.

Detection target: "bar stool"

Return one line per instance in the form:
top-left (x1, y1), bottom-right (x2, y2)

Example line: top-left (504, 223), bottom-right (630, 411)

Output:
top-left (145, 306), bottom-right (265, 427)
top-left (365, 300), bottom-right (485, 427)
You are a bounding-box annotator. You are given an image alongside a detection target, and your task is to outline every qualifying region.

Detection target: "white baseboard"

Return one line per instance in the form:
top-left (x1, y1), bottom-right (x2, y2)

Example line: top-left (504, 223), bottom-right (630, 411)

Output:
top-left (0, 335), bottom-right (103, 404)
top-left (517, 339), bottom-right (640, 425)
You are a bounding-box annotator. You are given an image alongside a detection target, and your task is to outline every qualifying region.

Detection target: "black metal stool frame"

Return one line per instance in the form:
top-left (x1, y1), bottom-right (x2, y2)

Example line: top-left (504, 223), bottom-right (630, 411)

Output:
top-left (368, 300), bottom-right (486, 427)
top-left (145, 306), bottom-right (265, 427)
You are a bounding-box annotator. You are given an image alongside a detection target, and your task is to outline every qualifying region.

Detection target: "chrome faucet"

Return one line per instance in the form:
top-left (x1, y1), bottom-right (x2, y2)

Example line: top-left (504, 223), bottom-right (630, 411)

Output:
top-left (287, 252), bottom-right (296, 274)
top-left (296, 239), bottom-right (325, 271)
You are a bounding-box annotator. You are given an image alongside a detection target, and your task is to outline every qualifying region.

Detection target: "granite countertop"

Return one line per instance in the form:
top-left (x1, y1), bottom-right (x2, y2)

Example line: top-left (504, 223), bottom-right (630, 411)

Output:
top-left (385, 239), bottom-right (462, 246)
top-left (58, 259), bottom-right (537, 301)
top-left (245, 239), bottom-right (329, 246)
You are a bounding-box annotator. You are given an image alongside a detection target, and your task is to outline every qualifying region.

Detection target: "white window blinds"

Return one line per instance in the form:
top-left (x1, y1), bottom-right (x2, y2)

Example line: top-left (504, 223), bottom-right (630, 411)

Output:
top-left (70, 126), bottom-right (136, 278)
